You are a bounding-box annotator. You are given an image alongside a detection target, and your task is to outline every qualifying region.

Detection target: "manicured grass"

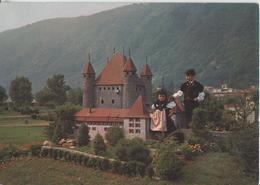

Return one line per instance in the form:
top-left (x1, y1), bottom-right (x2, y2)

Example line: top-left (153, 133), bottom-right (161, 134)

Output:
top-left (0, 153), bottom-right (257, 185)
top-left (0, 117), bottom-right (49, 126)
top-left (0, 110), bottom-right (21, 116)
top-left (0, 126), bottom-right (47, 145)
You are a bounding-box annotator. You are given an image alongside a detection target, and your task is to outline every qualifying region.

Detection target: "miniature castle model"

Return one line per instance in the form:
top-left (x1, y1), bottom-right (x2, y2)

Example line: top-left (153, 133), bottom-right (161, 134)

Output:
top-left (75, 51), bottom-right (153, 140)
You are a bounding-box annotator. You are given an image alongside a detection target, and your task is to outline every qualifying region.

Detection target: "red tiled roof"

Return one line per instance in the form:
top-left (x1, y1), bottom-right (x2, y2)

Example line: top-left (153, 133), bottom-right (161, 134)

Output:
top-left (75, 96), bottom-right (149, 122)
top-left (127, 95), bottom-right (148, 117)
top-left (96, 52), bottom-right (127, 85)
top-left (123, 58), bottom-right (137, 72)
top-left (83, 62), bottom-right (95, 74)
top-left (140, 64), bottom-right (152, 76)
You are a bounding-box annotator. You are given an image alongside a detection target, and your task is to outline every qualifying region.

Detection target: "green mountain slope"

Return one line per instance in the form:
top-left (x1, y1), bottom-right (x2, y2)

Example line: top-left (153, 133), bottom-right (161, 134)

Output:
top-left (0, 3), bottom-right (258, 92)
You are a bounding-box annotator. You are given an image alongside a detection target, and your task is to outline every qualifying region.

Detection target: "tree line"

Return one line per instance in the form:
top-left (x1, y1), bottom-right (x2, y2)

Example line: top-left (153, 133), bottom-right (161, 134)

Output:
top-left (0, 74), bottom-right (82, 107)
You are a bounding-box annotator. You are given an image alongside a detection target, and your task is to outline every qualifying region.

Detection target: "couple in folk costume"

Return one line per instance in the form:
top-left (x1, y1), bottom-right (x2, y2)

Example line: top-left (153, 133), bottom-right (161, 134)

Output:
top-left (150, 69), bottom-right (205, 135)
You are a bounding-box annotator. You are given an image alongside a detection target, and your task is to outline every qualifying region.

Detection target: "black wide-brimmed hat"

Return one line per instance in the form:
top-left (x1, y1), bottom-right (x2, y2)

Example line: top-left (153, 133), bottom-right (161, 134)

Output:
top-left (185, 69), bottom-right (196, 76)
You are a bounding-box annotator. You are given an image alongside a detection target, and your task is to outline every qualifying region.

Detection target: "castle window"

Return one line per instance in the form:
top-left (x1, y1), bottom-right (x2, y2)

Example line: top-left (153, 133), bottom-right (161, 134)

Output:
top-left (117, 87), bottom-right (119, 90)
top-left (129, 118), bottom-right (134, 122)
top-left (129, 129), bottom-right (134, 133)
top-left (112, 99), bottom-right (115, 104)
top-left (101, 99), bottom-right (104, 104)
top-left (108, 87), bottom-right (110, 90)
top-left (112, 87), bottom-right (115, 90)
top-left (129, 123), bottom-right (134, 127)
top-left (99, 87), bottom-right (102, 90)
top-left (135, 129), bottom-right (141, 134)
top-left (104, 87), bottom-right (106, 90)
top-left (135, 118), bottom-right (140, 122)
top-left (135, 123), bottom-right (140, 127)
top-left (92, 127), bottom-right (96, 131)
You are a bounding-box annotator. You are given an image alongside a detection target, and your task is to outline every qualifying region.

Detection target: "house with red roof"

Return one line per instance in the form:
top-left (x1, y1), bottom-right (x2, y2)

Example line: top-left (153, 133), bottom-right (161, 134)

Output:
top-left (75, 51), bottom-right (153, 140)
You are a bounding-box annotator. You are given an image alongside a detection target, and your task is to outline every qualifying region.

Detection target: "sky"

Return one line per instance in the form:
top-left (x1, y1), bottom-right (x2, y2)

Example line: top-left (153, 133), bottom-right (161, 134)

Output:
top-left (0, 2), bottom-right (130, 33)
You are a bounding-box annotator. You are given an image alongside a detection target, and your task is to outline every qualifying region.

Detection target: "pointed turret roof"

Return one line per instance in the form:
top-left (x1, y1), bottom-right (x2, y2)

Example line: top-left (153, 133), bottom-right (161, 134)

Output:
top-left (83, 62), bottom-right (95, 74)
top-left (96, 52), bottom-right (127, 85)
top-left (140, 64), bottom-right (153, 76)
top-left (123, 58), bottom-right (137, 72)
top-left (127, 95), bottom-right (148, 117)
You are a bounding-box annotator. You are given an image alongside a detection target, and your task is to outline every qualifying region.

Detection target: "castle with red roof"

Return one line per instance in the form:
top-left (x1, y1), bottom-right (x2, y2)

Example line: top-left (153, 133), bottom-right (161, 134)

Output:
top-left (75, 51), bottom-right (153, 140)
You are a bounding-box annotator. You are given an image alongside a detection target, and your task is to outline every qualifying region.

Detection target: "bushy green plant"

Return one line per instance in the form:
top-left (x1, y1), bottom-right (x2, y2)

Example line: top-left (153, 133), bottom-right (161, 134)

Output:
top-left (115, 138), bottom-right (151, 164)
top-left (229, 123), bottom-right (258, 178)
top-left (77, 124), bottom-right (90, 146)
top-left (155, 147), bottom-right (183, 180)
top-left (82, 156), bottom-right (89, 166)
top-left (40, 148), bottom-right (48, 157)
top-left (30, 145), bottom-right (42, 156)
top-left (100, 158), bottom-right (110, 170)
top-left (92, 133), bottom-right (106, 155)
top-left (178, 143), bottom-right (193, 160)
top-left (111, 160), bottom-right (122, 174)
top-left (135, 162), bottom-right (146, 177)
top-left (105, 127), bottom-right (124, 146)
top-left (146, 165), bottom-right (154, 178)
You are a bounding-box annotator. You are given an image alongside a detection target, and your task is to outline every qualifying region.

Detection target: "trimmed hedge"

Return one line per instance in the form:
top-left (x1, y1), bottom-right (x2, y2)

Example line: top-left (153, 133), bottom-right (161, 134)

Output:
top-left (39, 147), bottom-right (154, 178)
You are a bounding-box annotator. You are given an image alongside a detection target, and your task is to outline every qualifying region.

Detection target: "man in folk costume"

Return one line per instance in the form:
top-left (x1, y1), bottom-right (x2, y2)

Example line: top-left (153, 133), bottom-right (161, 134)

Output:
top-left (173, 69), bottom-right (205, 127)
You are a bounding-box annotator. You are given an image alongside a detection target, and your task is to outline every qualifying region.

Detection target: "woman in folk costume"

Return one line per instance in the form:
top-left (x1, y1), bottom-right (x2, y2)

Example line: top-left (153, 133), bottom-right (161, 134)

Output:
top-left (150, 89), bottom-right (177, 139)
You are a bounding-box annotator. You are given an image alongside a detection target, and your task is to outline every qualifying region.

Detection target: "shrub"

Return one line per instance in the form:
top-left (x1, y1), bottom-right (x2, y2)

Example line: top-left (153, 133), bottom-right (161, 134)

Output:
top-left (58, 150), bottom-right (64, 159)
top-left (146, 165), bottom-right (154, 178)
top-left (156, 148), bottom-right (183, 180)
top-left (40, 148), bottom-right (48, 157)
top-left (87, 157), bottom-right (98, 168)
top-left (76, 154), bottom-right (84, 164)
top-left (92, 133), bottom-right (106, 155)
top-left (115, 138), bottom-right (151, 164)
top-left (188, 135), bottom-right (206, 145)
top-left (120, 163), bottom-right (131, 175)
top-left (111, 160), bottom-right (122, 174)
top-left (105, 127), bottom-right (124, 146)
top-left (83, 156), bottom-right (89, 166)
top-left (30, 145), bottom-right (42, 156)
top-left (77, 124), bottom-right (90, 146)
top-left (172, 131), bottom-right (185, 143)
top-left (52, 149), bottom-right (58, 160)
top-left (126, 161), bottom-right (138, 176)
top-left (229, 123), bottom-right (258, 178)
top-left (178, 143), bottom-right (194, 160)
top-left (100, 158), bottom-right (110, 170)
top-left (190, 108), bottom-right (212, 139)
top-left (71, 153), bottom-right (77, 163)
top-left (136, 162), bottom-right (146, 177)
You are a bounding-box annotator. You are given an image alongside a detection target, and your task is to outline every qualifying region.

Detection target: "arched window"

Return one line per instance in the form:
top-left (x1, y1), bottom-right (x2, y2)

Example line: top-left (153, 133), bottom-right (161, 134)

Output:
top-left (112, 99), bottom-right (115, 104)
top-left (101, 99), bottom-right (104, 104)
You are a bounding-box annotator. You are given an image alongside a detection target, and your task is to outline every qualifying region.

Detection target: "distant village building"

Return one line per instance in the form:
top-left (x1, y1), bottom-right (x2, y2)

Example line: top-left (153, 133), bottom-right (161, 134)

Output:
top-left (205, 84), bottom-right (257, 123)
top-left (75, 51), bottom-right (153, 140)
top-left (204, 84), bottom-right (257, 100)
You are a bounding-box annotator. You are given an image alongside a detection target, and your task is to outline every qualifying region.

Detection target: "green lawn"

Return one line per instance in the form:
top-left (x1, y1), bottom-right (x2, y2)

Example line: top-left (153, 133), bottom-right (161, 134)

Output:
top-left (0, 110), bottom-right (49, 145)
top-left (0, 126), bottom-right (47, 145)
top-left (0, 153), bottom-right (257, 185)
top-left (0, 110), bottom-right (21, 116)
top-left (0, 117), bottom-right (49, 126)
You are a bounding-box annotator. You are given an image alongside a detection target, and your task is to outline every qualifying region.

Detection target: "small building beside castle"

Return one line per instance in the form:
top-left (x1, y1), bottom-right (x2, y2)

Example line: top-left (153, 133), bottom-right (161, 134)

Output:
top-left (75, 51), bottom-right (153, 140)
